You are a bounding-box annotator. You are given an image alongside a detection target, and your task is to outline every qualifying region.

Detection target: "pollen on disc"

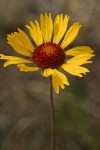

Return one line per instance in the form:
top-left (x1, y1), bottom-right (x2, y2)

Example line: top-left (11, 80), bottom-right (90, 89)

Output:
top-left (32, 43), bottom-right (65, 69)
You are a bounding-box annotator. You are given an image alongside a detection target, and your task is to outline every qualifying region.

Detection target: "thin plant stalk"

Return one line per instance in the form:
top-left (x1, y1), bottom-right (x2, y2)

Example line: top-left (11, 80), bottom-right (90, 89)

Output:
top-left (50, 76), bottom-right (56, 150)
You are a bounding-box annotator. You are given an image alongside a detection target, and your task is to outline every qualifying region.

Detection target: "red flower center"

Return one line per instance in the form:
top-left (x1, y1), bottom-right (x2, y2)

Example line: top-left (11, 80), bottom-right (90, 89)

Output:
top-left (32, 43), bottom-right (65, 69)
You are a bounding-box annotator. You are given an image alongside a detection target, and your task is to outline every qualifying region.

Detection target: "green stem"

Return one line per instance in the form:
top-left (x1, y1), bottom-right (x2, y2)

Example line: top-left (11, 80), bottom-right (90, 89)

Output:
top-left (50, 76), bottom-right (56, 150)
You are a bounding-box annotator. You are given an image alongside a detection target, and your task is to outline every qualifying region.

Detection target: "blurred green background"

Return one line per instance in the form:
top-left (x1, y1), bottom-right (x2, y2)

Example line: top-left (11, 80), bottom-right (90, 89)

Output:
top-left (0, 0), bottom-right (99, 150)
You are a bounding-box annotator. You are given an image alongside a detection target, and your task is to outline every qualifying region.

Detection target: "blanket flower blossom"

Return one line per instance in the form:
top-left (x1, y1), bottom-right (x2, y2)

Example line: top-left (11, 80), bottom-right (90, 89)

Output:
top-left (0, 13), bottom-right (95, 93)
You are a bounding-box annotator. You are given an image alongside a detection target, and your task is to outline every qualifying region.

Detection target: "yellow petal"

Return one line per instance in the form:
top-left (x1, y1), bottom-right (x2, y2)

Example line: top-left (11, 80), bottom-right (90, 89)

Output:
top-left (53, 75), bottom-right (65, 89)
top-left (61, 22), bottom-right (82, 49)
top-left (26, 20), bottom-right (43, 46)
top-left (53, 14), bottom-right (70, 44)
top-left (0, 54), bottom-right (32, 67)
top-left (42, 68), bottom-right (69, 93)
top-left (42, 68), bottom-right (55, 77)
top-left (40, 13), bottom-right (53, 43)
top-left (61, 63), bottom-right (90, 77)
top-left (47, 14), bottom-right (53, 42)
top-left (52, 69), bottom-right (69, 93)
top-left (53, 69), bottom-right (69, 85)
top-left (52, 75), bottom-right (59, 94)
top-left (17, 64), bottom-right (40, 72)
top-left (65, 46), bottom-right (94, 56)
top-left (7, 29), bottom-right (34, 57)
top-left (83, 61), bottom-right (93, 64)
top-left (66, 53), bottom-right (95, 65)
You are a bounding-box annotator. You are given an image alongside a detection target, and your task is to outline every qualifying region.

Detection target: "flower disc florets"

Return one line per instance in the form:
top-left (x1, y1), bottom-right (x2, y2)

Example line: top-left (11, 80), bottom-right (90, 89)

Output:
top-left (32, 43), bottom-right (65, 69)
